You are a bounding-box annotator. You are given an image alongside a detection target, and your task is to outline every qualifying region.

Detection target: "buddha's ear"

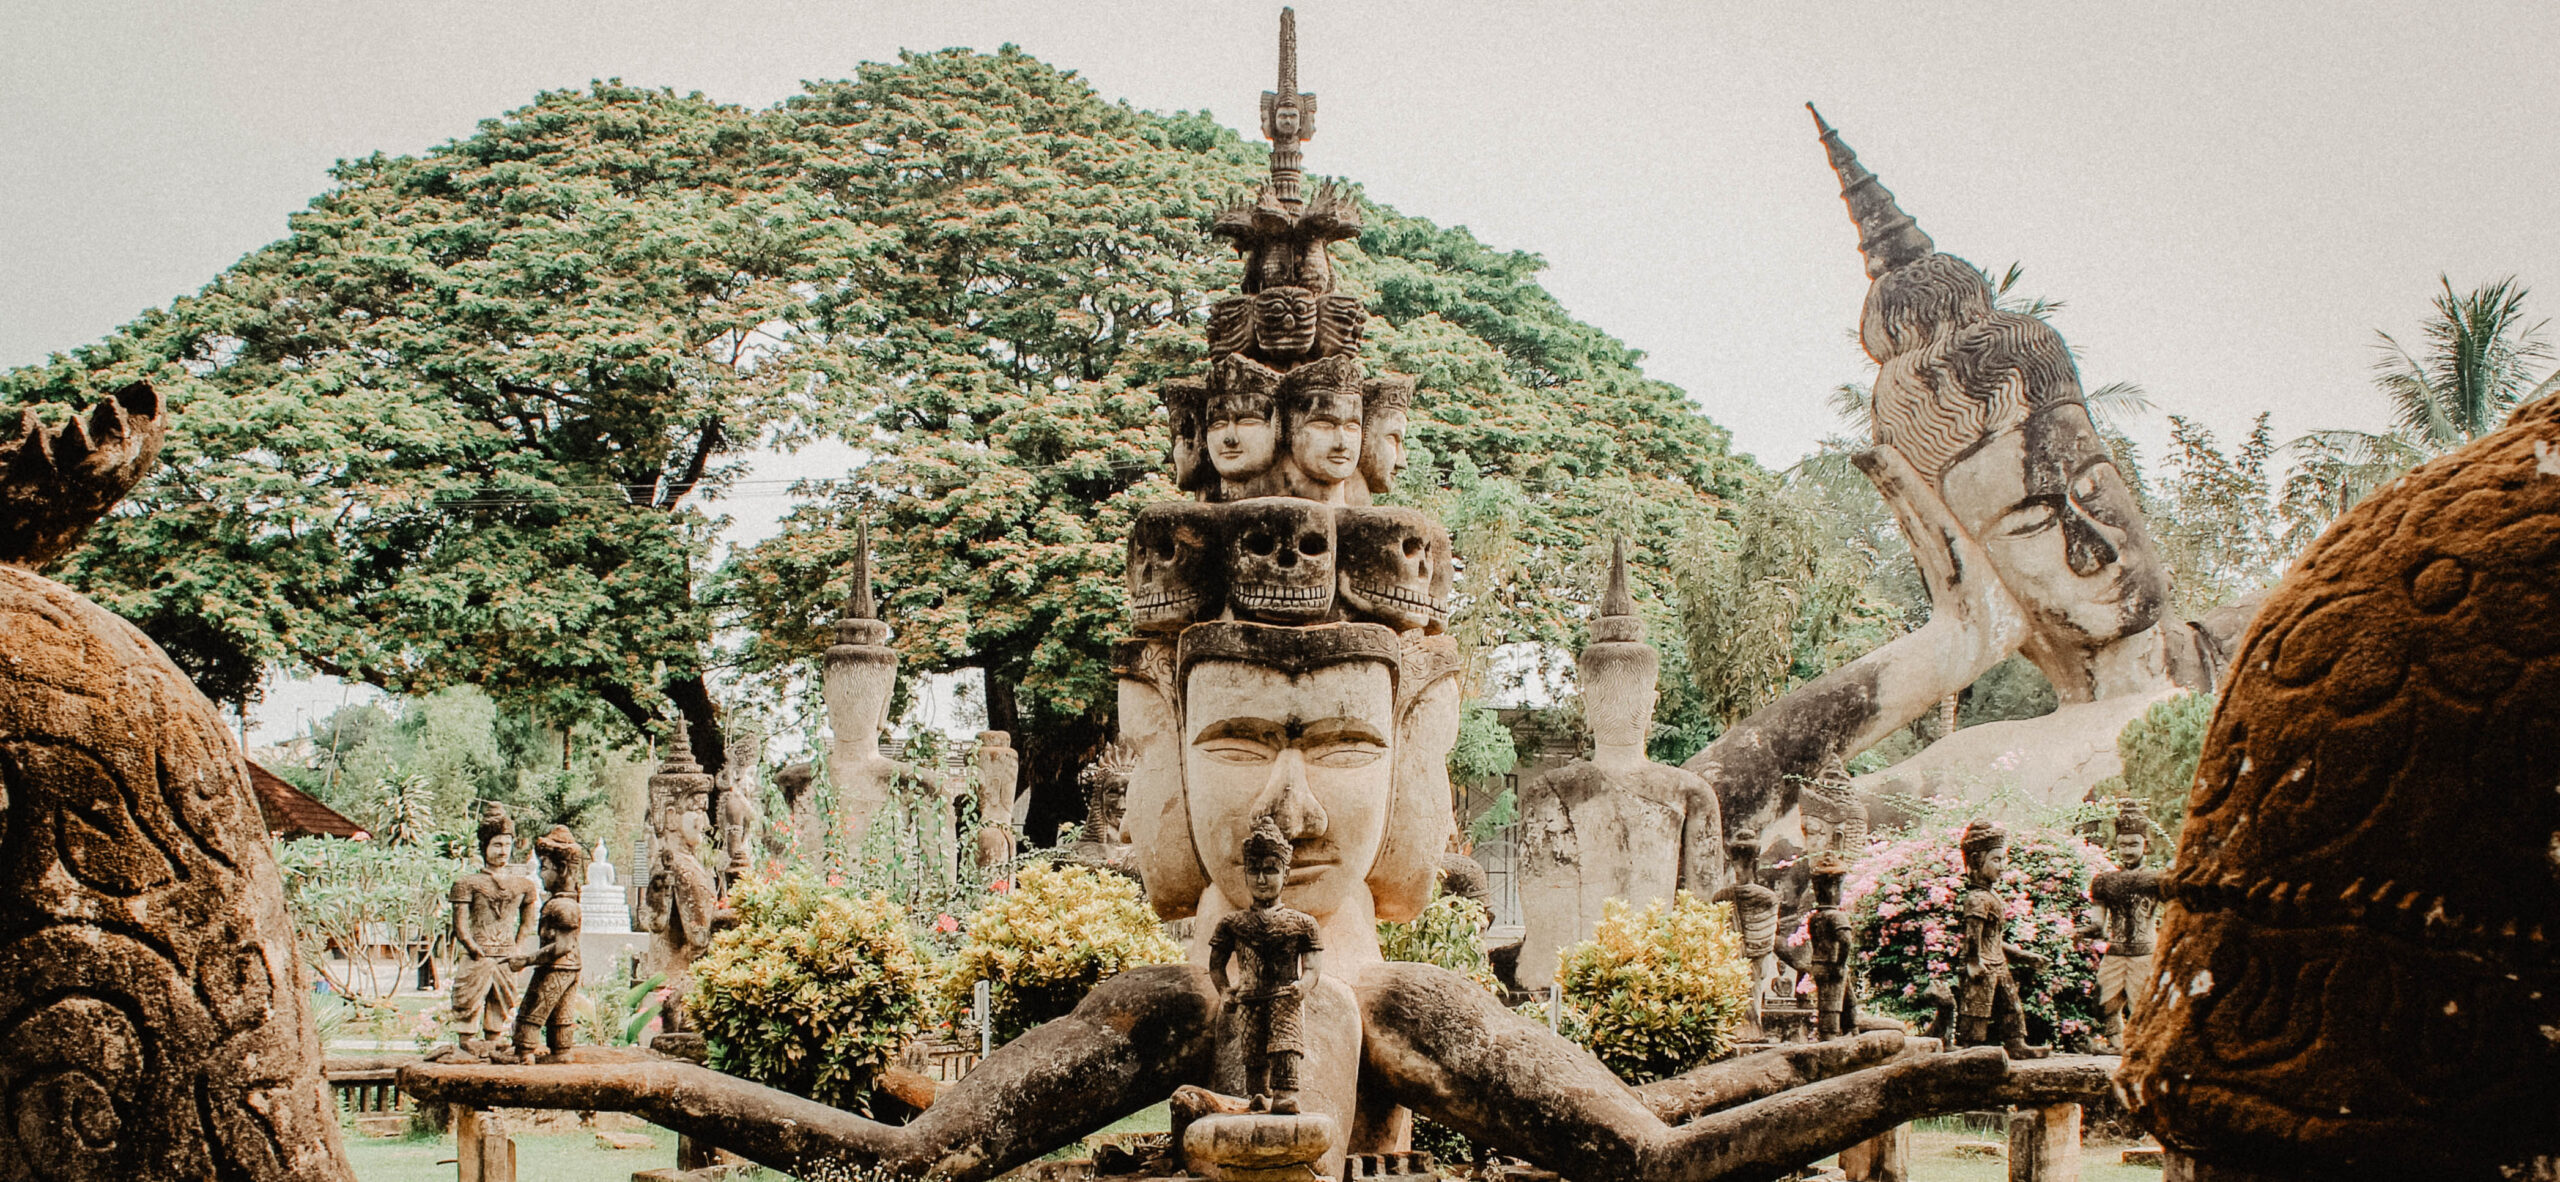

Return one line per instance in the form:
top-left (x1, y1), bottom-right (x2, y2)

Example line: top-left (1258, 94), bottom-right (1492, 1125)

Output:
top-left (1372, 669), bottom-right (1460, 923)
top-left (1120, 659), bottom-right (1205, 921)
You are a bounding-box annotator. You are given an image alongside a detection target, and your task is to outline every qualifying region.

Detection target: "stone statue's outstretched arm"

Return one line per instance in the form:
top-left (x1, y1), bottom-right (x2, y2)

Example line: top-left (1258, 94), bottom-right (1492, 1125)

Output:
top-left (402, 964), bottom-right (1221, 1182)
top-left (1688, 443), bottom-right (2029, 839)
top-left (1358, 963), bottom-right (2032, 1182)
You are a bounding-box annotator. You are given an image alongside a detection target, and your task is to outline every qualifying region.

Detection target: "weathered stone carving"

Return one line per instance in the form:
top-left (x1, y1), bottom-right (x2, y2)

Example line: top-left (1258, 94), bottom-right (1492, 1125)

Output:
top-left (1798, 756), bottom-right (1868, 857)
top-left (451, 803), bottom-right (538, 1049)
top-left (2077, 800), bottom-right (2160, 1053)
top-left (972, 730), bottom-right (1019, 868)
top-left (716, 729), bottom-right (764, 896)
top-left (823, 519), bottom-right (940, 847)
top-left (1711, 829), bottom-right (1784, 1030)
top-left (640, 724), bottom-right (726, 1034)
top-left (0, 383), bottom-right (354, 1180)
top-left (2121, 395), bottom-right (2560, 1178)
top-left (401, 20), bottom-right (2118, 1181)
top-left (1680, 108), bottom-right (2259, 843)
top-left (503, 826), bottom-right (586, 1064)
top-left (1517, 539), bottom-right (1721, 988)
top-left (1227, 497), bottom-right (1337, 623)
top-left (1335, 506), bottom-right (1447, 632)
top-left (1130, 501), bottom-right (1226, 635)
top-left (1951, 821), bottom-right (2049, 1059)
top-left (1806, 853), bottom-right (1859, 1040)
top-left (1210, 816), bottom-right (1326, 1115)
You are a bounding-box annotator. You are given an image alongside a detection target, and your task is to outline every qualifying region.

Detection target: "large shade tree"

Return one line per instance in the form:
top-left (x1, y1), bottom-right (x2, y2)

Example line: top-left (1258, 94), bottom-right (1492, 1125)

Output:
top-left (11, 49), bottom-right (1760, 821)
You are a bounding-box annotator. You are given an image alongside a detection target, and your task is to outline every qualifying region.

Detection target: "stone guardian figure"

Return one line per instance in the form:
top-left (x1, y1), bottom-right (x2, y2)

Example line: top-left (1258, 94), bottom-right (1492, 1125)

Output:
top-left (504, 826), bottom-right (585, 1063)
top-left (1209, 815), bottom-right (1326, 1115)
top-left (1806, 853), bottom-right (1859, 1039)
top-left (643, 725), bottom-right (726, 1034)
top-left (972, 730), bottom-right (1019, 868)
top-left (2077, 800), bottom-right (2161, 1052)
top-left (1710, 829), bottom-right (1783, 1031)
top-left (1953, 821), bottom-right (2048, 1059)
top-left (1516, 539), bottom-right (1722, 988)
top-left (449, 803), bottom-right (537, 1052)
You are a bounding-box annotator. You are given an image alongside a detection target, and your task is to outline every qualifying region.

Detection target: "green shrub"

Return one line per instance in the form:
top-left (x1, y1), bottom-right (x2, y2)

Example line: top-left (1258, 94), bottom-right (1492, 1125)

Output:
top-left (1555, 893), bottom-right (1752, 1082)
top-left (2092, 691), bottom-right (2215, 843)
top-left (1378, 893), bottom-right (1499, 992)
top-left (1847, 823), bottom-right (2110, 1051)
top-left (686, 876), bottom-right (935, 1110)
top-left (940, 863), bottom-right (1185, 1046)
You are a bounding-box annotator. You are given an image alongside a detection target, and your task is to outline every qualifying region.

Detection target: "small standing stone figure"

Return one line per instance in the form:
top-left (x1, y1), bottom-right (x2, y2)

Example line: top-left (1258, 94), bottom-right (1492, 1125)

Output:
top-left (449, 803), bottom-right (537, 1052)
top-left (1710, 828), bottom-right (1782, 1031)
top-left (716, 776), bottom-right (762, 897)
top-left (1805, 852), bottom-right (1859, 1039)
top-left (504, 825), bottom-right (586, 1063)
top-left (2079, 800), bottom-right (2163, 1052)
top-left (1208, 816), bottom-right (1325, 1115)
top-left (1954, 819), bottom-right (2050, 1059)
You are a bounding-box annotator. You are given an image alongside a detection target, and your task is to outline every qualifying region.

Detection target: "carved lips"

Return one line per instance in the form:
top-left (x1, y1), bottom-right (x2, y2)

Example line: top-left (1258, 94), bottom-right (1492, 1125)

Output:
top-left (1126, 499), bottom-right (1451, 634)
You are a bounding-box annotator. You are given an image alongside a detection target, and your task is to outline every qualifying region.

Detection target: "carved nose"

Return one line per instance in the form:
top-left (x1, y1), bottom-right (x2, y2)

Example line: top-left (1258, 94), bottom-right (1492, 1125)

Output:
top-left (2062, 509), bottom-right (2120, 577)
top-left (1255, 749), bottom-right (1328, 842)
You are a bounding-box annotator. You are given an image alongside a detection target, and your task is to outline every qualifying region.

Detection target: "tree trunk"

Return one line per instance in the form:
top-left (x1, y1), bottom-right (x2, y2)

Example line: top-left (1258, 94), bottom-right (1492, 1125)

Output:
top-left (984, 669), bottom-right (1108, 848)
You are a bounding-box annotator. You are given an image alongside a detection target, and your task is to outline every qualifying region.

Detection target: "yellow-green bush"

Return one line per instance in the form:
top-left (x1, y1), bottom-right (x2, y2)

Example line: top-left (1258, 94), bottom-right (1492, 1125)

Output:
top-left (1556, 892), bottom-right (1752, 1082)
top-left (1378, 892), bottom-right (1500, 993)
top-left (941, 863), bottom-right (1185, 1045)
top-left (686, 877), bottom-right (935, 1109)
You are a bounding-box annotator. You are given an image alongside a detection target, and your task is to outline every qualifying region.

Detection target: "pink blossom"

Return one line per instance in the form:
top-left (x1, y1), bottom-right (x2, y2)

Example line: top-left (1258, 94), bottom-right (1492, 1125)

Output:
top-left (933, 914), bottom-right (959, 934)
top-left (990, 879), bottom-right (1012, 894)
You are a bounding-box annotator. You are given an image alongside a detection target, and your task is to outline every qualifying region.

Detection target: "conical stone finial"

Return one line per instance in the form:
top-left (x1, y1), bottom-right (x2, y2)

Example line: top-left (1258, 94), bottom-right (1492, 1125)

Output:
top-left (1807, 103), bottom-right (1934, 279)
top-left (660, 716), bottom-right (702, 775)
top-left (1592, 537), bottom-right (1645, 643)
top-left (848, 516), bottom-right (876, 621)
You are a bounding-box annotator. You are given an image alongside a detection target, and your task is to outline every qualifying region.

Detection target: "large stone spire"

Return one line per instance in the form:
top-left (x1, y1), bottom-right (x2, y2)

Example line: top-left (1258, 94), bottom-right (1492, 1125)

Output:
top-left (1260, 7), bottom-right (1318, 208)
top-left (1808, 103), bottom-right (1935, 279)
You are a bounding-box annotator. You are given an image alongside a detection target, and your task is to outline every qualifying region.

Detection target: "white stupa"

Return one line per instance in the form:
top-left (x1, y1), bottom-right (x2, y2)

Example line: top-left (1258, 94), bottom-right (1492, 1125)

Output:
top-left (581, 840), bottom-right (633, 934)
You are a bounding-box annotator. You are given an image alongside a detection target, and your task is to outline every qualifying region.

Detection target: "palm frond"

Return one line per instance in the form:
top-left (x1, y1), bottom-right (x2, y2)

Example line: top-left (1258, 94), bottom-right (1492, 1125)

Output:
top-left (1827, 382), bottom-right (1873, 436)
top-left (2082, 380), bottom-right (2152, 434)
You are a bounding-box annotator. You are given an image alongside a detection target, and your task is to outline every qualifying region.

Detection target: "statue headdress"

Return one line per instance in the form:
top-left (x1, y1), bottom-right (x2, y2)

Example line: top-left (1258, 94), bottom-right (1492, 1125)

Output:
top-left (1244, 813), bottom-right (1294, 874)
top-left (0, 382), bottom-right (164, 571)
top-left (1959, 818), bottom-right (2007, 855)
top-left (534, 824), bottom-right (586, 883)
top-left (476, 802), bottom-right (515, 851)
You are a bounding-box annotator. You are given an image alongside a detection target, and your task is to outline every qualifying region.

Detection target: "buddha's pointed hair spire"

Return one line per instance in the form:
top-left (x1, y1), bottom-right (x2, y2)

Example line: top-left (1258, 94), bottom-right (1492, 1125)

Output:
top-left (848, 516), bottom-right (877, 621)
top-left (1807, 103), bottom-right (1934, 279)
top-left (1261, 8), bottom-right (1316, 208)
top-left (1602, 536), bottom-right (1637, 619)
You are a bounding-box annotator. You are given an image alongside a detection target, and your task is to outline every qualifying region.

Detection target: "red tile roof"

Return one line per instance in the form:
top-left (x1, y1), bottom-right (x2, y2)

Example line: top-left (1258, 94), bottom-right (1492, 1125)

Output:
top-left (247, 762), bottom-right (369, 840)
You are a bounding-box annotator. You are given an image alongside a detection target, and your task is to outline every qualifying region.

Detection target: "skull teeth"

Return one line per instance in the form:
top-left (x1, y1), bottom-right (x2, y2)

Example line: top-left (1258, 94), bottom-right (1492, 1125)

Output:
top-left (1234, 586), bottom-right (1332, 608)
top-left (1348, 581), bottom-right (1436, 610)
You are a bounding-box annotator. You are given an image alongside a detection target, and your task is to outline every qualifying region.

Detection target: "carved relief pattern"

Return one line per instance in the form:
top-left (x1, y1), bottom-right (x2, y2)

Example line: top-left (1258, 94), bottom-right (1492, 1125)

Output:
top-left (0, 565), bottom-right (351, 1181)
top-left (2121, 396), bottom-right (2560, 1174)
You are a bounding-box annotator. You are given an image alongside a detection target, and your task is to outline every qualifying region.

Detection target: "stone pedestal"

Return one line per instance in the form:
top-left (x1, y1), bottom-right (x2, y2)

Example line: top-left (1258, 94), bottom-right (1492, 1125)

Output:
top-left (456, 1107), bottom-right (515, 1182)
top-left (2005, 1103), bottom-right (2079, 1182)
top-left (1185, 1112), bottom-right (1338, 1182)
top-left (1838, 1122), bottom-right (1910, 1181)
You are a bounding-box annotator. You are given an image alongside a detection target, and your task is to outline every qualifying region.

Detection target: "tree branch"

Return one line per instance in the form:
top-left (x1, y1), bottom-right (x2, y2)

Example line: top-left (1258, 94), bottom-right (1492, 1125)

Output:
top-left (660, 416), bottom-right (724, 510)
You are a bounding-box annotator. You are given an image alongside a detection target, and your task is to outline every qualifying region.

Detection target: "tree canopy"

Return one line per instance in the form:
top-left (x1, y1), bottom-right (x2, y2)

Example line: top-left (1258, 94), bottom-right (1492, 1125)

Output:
top-left (9, 48), bottom-right (1761, 824)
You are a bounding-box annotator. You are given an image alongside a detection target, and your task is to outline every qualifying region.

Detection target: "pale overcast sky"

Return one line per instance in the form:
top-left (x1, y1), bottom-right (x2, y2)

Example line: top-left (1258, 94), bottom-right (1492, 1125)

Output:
top-left (8, 1), bottom-right (2558, 737)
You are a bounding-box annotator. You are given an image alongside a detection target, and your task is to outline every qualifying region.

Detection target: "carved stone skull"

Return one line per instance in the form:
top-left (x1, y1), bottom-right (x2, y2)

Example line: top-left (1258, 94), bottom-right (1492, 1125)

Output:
top-left (1128, 502), bottom-right (1226, 634)
top-left (1225, 496), bottom-right (1335, 623)
top-left (1336, 506), bottom-right (1446, 632)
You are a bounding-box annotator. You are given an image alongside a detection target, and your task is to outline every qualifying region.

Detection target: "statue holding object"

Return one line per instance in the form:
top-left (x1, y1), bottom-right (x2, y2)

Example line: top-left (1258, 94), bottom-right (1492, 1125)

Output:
top-left (1209, 815), bottom-right (1326, 1115)
top-left (503, 826), bottom-right (587, 1064)
top-left (2077, 800), bottom-right (2161, 1053)
top-left (1953, 821), bottom-right (2049, 1059)
top-left (1710, 828), bottom-right (1784, 1031)
top-left (450, 803), bottom-right (538, 1052)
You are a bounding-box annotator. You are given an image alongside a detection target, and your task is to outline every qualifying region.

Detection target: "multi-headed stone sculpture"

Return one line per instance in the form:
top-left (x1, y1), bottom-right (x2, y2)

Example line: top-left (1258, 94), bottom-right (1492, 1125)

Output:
top-left (1516, 538), bottom-right (1722, 989)
top-left (402, 21), bottom-right (2110, 1180)
top-left (0, 383), bottom-right (354, 1179)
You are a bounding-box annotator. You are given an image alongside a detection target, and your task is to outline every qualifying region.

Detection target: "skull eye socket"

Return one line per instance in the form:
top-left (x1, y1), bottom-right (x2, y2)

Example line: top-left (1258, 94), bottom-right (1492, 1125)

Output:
top-left (1299, 533), bottom-right (1328, 557)
top-left (1401, 537), bottom-right (1423, 558)
top-left (1244, 530), bottom-right (1278, 557)
top-left (1153, 538), bottom-right (1177, 560)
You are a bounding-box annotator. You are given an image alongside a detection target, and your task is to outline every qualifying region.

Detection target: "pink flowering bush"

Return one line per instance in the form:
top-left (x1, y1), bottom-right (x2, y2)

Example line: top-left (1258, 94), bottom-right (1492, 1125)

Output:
top-left (1842, 823), bottom-right (2112, 1051)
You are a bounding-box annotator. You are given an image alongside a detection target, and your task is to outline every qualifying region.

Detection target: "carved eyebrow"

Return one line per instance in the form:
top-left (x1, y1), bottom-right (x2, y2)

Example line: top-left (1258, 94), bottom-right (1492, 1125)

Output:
top-left (1193, 718), bottom-right (1287, 746)
top-left (1298, 718), bottom-right (1388, 746)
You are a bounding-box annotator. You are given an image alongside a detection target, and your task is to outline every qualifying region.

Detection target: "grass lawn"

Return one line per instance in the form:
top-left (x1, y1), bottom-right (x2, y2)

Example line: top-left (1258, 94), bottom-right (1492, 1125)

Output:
top-left (345, 1119), bottom-right (678, 1182)
top-left (1902, 1118), bottom-right (2162, 1181)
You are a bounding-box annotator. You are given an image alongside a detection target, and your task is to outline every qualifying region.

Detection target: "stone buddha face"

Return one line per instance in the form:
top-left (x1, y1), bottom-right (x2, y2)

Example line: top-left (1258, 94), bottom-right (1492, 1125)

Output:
top-left (1209, 395), bottom-right (1278, 484)
top-left (1360, 406), bottom-right (1408, 495)
top-left (1939, 401), bottom-right (2168, 657)
top-left (1288, 388), bottom-right (1364, 490)
top-left (1183, 656), bottom-right (1395, 923)
top-left (2112, 831), bottom-right (2147, 871)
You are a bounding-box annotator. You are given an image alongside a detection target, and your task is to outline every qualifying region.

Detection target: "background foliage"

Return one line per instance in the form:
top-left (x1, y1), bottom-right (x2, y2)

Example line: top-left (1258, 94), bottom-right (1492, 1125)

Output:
top-left (938, 862), bottom-right (1184, 1045)
top-left (2091, 692), bottom-right (2216, 843)
top-left (1553, 893), bottom-right (1752, 1083)
top-left (685, 876), bottom-right (938, 1110)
